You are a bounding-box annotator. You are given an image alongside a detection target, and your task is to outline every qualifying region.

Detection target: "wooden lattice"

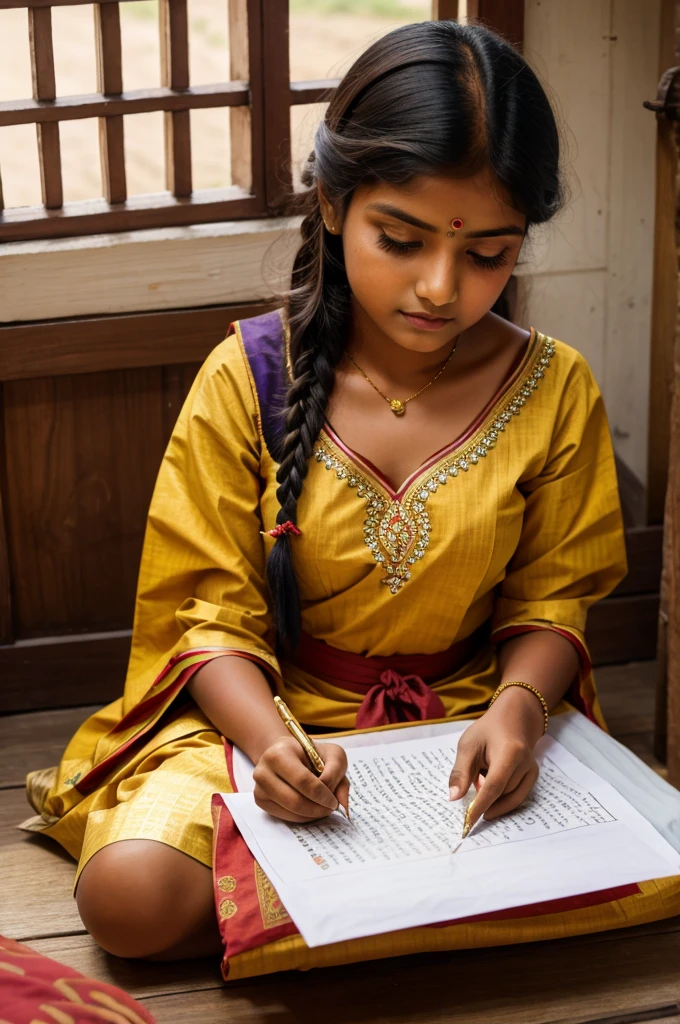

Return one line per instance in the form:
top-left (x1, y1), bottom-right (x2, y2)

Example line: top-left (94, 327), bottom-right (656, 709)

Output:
top-left (0, 0), bottom-right (476, 242)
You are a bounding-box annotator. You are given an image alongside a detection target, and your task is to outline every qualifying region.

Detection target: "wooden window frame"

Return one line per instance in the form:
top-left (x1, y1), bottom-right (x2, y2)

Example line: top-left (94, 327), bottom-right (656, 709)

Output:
top-left (0, 0), bottom-right (523, 243)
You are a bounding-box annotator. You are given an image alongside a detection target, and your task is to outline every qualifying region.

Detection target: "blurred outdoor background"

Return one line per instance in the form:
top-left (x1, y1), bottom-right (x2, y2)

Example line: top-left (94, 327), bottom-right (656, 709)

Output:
top-left (0, 0), bottom-right (434, 204)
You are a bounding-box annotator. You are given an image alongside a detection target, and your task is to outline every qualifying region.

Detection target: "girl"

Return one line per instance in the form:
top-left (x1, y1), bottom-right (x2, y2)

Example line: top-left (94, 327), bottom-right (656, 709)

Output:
top-left (24, 20), bottom-right (626, 963)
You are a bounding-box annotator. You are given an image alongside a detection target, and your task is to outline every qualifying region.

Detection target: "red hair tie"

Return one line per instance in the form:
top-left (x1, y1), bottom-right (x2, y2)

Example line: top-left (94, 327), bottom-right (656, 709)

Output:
top-left (262, 520), bottom-right (302, 539)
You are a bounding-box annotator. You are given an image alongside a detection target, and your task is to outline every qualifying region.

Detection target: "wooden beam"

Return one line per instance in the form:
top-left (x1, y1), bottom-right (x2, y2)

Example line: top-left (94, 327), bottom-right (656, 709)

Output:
top-left (0, 302), bottom-right (276, 381)
top-left (290, 80), bottom-right (340, 105)
top-left (28, 6), bottom-right (63, 209)
top-left (229, 0), bottom-right (254, 195)
top-left (1, 0), bottom-right (139, 7)
top-left (262, 0), bottom-right (292, 214)
top-left (467, 0), bottom-right (524, 49)
top-left (94, 3), bottom-right (127, 204)
top-left (647, 0), bottom-right (679, 524)
top-left (0, 386), bottom-right (14, 645)
top-left (0, 83), bottom-right (249, 127)
top-left (0, 631), bottom-right (131, 712)
top-left (666, 225), bottom-right (680, 788)
top-left (160, 0), bottom-right (192, 198)
top-left (431, 0), bottom-right (459, 18)
top-left (0, 187), bottom-right (261, 243)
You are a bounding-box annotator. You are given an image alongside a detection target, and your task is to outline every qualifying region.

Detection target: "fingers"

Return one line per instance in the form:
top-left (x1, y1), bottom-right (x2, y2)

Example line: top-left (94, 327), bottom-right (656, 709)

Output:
top-left (253, 770), bottom-right (335, 823)
top-left (483, 761), bottom-right (539, 821)
top-left (317, 742), bottom-right (349, 794)
top-left (464, 744), bottom-right (534, 830)
top-left (254, 794), bottom-right (325, 824)
top-left (335, 775), bottom-right (351, 818)
top-left (253, 738), bottom-right (348, 823)
top-left (448, 730), bottom-right (481, 801)
top-left (317, 742), bottom-right (350, 816)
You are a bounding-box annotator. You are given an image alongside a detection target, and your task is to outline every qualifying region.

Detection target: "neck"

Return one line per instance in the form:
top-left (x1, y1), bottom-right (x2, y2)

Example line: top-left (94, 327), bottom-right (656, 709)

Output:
top-left (345, 301), bottom-right (461, 390)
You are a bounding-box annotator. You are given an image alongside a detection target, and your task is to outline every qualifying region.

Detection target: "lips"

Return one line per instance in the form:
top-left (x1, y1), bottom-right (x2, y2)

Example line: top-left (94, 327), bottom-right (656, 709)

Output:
top-left (399, 311), bottom-right (453, 331)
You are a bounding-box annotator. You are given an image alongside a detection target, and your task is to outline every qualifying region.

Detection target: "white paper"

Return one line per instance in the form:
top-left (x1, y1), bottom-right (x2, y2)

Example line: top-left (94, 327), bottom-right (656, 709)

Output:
top-left (221, 723), bottom-right (680, 948)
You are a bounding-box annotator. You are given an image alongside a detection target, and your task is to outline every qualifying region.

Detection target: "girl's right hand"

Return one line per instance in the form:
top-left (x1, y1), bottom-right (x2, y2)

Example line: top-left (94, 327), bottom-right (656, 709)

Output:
top-left (252, 737), bottom-right (349, 823)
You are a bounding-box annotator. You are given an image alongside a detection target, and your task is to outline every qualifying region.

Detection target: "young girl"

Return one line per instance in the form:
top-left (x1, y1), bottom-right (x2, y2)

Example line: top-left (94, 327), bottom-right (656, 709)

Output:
top-left (24, 20), bottom-right (627, 963)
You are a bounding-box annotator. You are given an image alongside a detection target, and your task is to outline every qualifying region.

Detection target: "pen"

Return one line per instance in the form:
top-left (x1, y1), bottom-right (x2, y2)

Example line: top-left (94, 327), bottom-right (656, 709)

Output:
top-left (273, 696), bottom-right (350, 818)
top-left (451, 797), bottom-right (477, 855)
top-left (274, 695), bottom-right (326, 773)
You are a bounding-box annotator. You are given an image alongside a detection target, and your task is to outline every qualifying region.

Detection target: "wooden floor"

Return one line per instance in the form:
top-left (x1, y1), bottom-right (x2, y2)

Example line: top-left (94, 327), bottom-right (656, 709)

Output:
top-left (1, 661), bottom-right (679, 1024)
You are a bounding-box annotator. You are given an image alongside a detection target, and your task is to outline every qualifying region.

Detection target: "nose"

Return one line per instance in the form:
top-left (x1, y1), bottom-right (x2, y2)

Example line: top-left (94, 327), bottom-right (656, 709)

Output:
top-left (414, 251), bottom-right (458, 309)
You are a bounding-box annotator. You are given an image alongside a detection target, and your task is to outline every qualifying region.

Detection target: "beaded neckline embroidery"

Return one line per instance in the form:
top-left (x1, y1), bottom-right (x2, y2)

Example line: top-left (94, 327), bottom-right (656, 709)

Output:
top-left (314, 333), bottom-right (556, 594)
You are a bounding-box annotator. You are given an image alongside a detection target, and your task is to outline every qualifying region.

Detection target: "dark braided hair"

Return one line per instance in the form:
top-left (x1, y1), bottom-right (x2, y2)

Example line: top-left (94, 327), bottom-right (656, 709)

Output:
top-left (266, 19), bottom-right (566, 654)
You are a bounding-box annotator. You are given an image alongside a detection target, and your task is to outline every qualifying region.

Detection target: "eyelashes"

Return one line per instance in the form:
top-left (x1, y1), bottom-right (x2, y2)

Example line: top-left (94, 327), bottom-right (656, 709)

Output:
top-left (376, 231), bottom-right (421, 257)
top-left (376, 230), bottom-right (509, 271)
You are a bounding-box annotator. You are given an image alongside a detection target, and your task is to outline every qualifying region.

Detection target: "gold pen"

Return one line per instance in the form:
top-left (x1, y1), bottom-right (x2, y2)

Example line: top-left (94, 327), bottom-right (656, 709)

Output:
top-left (274, 696), bottom-right (350, 819)
top-left (451, 797), bottom-right (477, 855)
top-left (274, 695), bottom-right (326, 774)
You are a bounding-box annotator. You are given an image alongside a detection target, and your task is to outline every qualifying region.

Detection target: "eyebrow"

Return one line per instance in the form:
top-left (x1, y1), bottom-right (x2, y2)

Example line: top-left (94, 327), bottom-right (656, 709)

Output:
top-left (366, 202), bottom-right (525, 238)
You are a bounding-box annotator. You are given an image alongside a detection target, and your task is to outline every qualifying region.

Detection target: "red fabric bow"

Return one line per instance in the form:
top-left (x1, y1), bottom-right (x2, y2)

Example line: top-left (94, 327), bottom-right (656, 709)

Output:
top-left (265, 520), bottom-right (302, 538)
top-left (356, 668), bottom-right (446, 729)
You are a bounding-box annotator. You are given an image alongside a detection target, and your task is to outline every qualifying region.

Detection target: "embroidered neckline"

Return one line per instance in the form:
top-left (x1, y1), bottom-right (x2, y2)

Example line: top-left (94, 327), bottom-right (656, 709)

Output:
top-left (314, 333), bottom-right (556, 594)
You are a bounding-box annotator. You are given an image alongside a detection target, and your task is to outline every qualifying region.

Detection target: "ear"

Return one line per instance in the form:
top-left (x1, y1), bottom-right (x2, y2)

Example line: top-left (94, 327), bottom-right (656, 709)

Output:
top-left (317, 182), bottom-right (340, 233)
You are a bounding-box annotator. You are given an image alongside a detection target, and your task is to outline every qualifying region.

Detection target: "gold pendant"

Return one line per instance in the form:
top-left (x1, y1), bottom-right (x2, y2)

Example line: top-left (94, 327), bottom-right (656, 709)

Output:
top-left (390, 399), bottom-right (406, 416)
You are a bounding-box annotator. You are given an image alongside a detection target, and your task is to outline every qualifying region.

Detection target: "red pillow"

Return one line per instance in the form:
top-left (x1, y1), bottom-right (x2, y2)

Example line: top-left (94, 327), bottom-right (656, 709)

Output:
top-left (0, 934), bottom-right (157, 1023)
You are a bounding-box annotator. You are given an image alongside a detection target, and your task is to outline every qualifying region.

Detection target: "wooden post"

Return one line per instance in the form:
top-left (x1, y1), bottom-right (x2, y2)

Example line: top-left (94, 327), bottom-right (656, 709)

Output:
top-left (665, 222), bottom-right (680, 786)
top-left (94, 3), bottom-right (127, 204)
top-left (647, 0), bottom-right (679, 525)
top-left (431, 1), bottom-right (459, 19)
top-left (28, 6), bottom-right (63, 209)
top-left (0, 410), bottom-right (14, 645)
top-left (467, 0), bottom-right (524, 49)
top-left (159, 0), bottom-right (192, 198)
top-left (229, 0), bottom-right (265, 205)
top-left (261, 0), bottom-right (292, 214)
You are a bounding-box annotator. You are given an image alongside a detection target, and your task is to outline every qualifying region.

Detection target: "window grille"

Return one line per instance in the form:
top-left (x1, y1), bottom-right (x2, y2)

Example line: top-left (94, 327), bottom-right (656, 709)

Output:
top-left (0, 1), bottom-right (523, 243)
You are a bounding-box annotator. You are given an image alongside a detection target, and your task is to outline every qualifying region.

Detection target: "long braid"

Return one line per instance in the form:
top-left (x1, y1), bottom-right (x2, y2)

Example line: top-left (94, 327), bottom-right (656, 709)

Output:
top-left (266, 193), bottom-right (350, 654)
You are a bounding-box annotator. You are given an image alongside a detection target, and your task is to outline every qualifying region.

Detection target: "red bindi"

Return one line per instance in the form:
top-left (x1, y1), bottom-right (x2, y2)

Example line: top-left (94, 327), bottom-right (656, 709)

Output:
top-left (451, 218), bottom-right (464, 230)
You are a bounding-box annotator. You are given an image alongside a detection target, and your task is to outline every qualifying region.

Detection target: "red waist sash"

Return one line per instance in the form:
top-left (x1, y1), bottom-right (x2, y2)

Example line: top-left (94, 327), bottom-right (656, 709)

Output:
top-left (289, 623), bottom-right (489, 729)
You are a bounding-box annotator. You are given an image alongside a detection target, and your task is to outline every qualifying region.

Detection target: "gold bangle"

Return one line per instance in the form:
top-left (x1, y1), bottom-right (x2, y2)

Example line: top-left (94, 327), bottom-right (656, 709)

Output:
top-left (488, 681), bottom-right (550, 735)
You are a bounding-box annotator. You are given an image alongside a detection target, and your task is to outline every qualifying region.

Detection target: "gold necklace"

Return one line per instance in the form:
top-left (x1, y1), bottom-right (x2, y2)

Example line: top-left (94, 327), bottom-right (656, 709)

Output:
top-left (345, 337), bottom-right (458, 416)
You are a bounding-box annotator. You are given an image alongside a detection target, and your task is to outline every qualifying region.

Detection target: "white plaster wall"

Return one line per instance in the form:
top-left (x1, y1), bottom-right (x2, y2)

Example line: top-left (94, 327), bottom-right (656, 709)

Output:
top-left (517, 0), bottom-right (660, 484)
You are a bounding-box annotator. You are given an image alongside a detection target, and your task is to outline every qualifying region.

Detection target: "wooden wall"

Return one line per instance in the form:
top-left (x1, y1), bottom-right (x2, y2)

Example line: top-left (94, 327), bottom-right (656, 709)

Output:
top-left (0, 301), bottom-right (273, 711)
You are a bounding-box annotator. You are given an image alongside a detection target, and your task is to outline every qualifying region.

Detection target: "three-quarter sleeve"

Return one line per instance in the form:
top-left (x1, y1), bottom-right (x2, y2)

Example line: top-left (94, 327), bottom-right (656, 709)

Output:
top-left (491, 349), bottom-right (627, 722)
top-left (122, 329), bottom-right (281, 714)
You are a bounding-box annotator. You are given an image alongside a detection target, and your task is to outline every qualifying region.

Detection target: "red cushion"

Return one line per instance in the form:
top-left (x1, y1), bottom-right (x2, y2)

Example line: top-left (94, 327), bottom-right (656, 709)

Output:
top-left (0, 934), bottom-right (157, 1023)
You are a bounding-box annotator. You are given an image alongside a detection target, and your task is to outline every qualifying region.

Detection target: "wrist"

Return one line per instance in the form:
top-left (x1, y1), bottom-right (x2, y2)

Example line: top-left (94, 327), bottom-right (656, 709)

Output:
top-left (249, 722), bottom-right (291, 764)
top-left (487, 684), bottom-right (546, 746)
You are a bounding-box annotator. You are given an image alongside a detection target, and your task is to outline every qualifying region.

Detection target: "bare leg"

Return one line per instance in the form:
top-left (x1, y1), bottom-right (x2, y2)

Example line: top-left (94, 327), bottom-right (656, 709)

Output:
top-left (76, 839), bottom-right (222, 960)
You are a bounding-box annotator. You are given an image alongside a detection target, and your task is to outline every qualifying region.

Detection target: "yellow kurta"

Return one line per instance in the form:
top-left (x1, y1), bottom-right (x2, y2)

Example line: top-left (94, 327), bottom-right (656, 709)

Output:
top-left (23, 309), bottom-right (627, 887)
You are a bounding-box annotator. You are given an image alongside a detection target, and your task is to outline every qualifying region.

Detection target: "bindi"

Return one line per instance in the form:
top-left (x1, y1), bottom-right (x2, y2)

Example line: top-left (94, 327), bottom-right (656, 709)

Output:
top-left (446, 217), bottom-right (464, 237)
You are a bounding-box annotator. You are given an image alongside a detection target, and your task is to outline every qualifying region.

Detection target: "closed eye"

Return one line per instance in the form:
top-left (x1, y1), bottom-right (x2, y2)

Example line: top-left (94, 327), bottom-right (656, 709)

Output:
top-left (376, 230), bottom-right (421, 256)
top-left (469, 249), bottom-right (509, 271)
top-left (377, 230), bottom-right (509, 272)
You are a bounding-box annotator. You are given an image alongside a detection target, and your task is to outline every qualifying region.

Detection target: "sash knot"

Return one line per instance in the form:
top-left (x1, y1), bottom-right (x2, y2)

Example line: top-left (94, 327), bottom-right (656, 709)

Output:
top-left (356, 668), bottom-right (446, 729)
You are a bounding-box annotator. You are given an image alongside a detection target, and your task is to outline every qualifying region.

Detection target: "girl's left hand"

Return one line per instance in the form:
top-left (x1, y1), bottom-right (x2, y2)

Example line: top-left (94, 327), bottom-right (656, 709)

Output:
top-left (448, 685), bottom-right (546, 830)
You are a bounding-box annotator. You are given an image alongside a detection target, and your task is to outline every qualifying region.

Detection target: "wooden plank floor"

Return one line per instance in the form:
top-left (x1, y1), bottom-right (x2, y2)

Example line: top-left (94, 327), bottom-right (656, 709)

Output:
top-left (0, 662), bottom-right (678, 1024)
